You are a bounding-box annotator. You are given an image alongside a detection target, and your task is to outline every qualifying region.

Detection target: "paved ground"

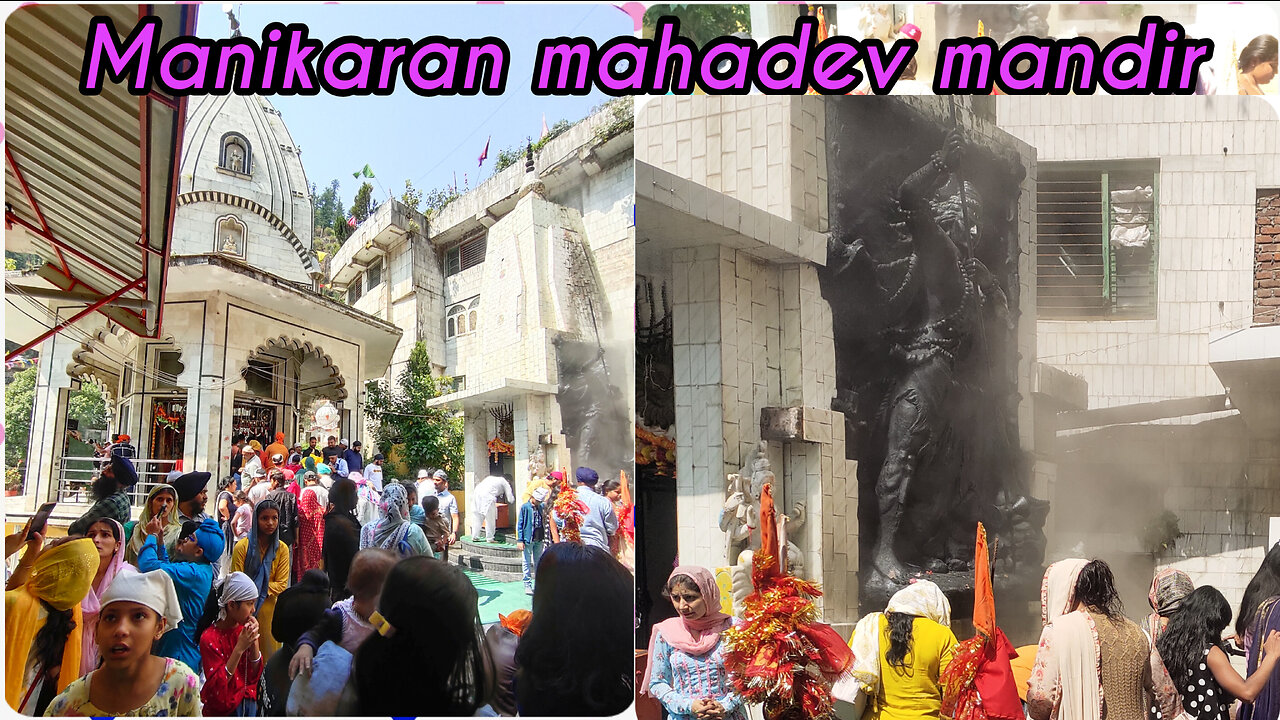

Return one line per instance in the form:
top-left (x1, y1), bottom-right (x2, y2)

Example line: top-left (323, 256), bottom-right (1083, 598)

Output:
top-left (465, 568), bottom-right (532, 625)
top-left (459, 533), bottom-right (529, 625)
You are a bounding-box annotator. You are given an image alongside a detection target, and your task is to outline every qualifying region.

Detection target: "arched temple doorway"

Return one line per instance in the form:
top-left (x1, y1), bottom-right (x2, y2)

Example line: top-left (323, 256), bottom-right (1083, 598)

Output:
top-left (238, 336), bottom-right (348, 449)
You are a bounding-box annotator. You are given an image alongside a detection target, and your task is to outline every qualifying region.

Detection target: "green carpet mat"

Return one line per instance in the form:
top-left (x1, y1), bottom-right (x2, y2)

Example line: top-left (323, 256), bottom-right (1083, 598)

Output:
top-left (462, 567), bottom-right (531, 625)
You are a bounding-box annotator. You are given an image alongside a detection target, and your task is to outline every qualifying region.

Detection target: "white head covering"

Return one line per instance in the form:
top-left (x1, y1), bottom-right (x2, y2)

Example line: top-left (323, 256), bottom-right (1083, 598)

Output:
top-left (849, 580), bottom-right (951, 692)
top-left (217, 571), bottom-right (260, 621)
top-left (1041, 558), bottom-right (1089, 625)
top-left (533, 487), bottom-right (550, 502)
top-left (99, 569), bottom-right (183, 634)
top-left (417, 469), bottom-right (430, 480)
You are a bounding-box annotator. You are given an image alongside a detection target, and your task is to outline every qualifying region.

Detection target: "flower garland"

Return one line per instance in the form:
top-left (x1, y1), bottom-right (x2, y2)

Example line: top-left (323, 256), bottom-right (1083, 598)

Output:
top-left (487, 436), bottom-right (514, 463)
top-left (153, 403), bottom-right (184, 432)
top-left (722, 483), bottom-right (852, 720)
top-left (553, 485), bottom-right (588, 543)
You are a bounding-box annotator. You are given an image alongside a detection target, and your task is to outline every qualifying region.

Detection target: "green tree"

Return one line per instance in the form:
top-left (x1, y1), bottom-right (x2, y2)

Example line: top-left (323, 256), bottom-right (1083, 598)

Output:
top-left (421, 184), bottom-right (461, 220)
top-left (400, 179), bottom-right (423, 213)
top-left (494, 119), bottom-right (574, 173)
top-left (312, 179), bottom-right (344, 232)
top-left (350, 182), bottom-right (376, 225)
top-left (643, 4), bottom-right (750, 45)
top-left (364, 343), bottom-right (464, 486)
top-left (5, 366), bottom-right (38, 469)
top-left (68, 382), bottom-right (108, 434)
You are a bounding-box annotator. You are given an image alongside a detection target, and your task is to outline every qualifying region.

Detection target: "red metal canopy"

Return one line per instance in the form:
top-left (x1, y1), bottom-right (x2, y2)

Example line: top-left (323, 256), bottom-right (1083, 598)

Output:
top-left (5, 4), bottom-right (196, 360)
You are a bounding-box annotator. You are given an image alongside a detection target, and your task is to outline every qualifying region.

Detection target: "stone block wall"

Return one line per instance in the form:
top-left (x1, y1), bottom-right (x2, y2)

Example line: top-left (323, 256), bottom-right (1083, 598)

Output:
top-left (636, 96), bottom-right (826, 232)
top-left (1257, 190), bottom-right (1280, 325)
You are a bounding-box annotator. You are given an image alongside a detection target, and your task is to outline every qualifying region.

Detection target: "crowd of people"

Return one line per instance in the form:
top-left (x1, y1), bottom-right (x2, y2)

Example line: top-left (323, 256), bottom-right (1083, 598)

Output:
top-left (642, 547), bottom-right (1280, 720)
top-left (4, 432), bottom-right (635, 716)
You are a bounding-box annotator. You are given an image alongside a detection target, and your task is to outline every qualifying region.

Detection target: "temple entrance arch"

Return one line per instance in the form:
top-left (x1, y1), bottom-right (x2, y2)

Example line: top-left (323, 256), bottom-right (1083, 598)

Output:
top-left (235, 336), bottom-right (349, 448)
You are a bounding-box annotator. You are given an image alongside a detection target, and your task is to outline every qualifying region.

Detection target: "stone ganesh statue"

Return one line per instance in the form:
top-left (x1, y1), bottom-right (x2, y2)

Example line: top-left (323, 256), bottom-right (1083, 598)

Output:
top-left (720, 443), bottom-right (806, 612)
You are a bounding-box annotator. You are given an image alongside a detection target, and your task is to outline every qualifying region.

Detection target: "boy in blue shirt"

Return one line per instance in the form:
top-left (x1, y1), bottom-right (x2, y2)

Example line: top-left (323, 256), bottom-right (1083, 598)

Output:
top-left (138, 516), bottom-right (224, 674)
top-left (516, 487), bottom-right (549, 595)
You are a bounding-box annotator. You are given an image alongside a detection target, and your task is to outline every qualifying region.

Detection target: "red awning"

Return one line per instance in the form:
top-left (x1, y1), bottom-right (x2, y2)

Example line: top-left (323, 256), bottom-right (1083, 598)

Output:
top-left (4, 4), bottom-right (196, 359)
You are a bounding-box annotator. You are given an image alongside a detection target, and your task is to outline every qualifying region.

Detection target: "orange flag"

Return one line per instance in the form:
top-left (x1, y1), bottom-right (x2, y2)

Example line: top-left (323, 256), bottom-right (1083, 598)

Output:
top-left (973, 522), bottom-right (996, 639)
top-left (756, 483), bottom-right (780, 582)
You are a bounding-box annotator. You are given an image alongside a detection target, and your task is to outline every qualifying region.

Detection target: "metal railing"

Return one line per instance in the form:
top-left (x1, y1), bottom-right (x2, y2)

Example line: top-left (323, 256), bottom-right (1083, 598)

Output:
top-left (56, 456), bottom-right (182, 506)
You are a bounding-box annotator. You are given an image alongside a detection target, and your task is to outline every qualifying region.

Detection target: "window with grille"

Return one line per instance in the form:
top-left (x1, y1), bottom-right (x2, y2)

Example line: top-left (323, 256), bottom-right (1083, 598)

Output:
top-left (348, 274), bottom-right (363, 305)
top-left (1037, 163), bottom-right (1159, 319)
top-left (366, 257), bottom-right (383, 291)
top-left (444, 235), bottom-right (486, 277)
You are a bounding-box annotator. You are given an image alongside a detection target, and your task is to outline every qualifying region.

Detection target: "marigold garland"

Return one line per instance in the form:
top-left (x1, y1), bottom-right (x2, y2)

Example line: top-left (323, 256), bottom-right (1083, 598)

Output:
top-left (553, 485), bottom-right (588, 543)
top-left (487, 436), bottom-right (514, 462)
top-left (720, 484), bottom-right (850, 719)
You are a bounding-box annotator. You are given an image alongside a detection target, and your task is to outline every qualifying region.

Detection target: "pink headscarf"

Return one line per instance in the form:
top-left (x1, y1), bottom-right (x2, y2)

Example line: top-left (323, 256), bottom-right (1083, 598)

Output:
top-left (349, 471), bottom-right (366, 486)
top-left (80, 518), bottom-right (137, 675)
top-left (641, 565), bottom-right (734, 696)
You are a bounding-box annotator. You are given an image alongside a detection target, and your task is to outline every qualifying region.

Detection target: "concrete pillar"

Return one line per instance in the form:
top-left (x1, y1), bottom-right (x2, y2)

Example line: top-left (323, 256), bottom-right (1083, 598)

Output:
top-left (672, 244), bottom-right (730, 570)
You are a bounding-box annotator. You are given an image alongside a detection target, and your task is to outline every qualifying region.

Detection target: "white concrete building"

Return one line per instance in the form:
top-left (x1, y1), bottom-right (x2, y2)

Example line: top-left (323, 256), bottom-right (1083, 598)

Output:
top-left (635, 96), bottom-right (1039, 632)
top-left (329, 101), bottom-right (634, 516)
top-left (997, 96), bottom-right (1280, 621)
top-left (20, 91), bottom-right (401, 514)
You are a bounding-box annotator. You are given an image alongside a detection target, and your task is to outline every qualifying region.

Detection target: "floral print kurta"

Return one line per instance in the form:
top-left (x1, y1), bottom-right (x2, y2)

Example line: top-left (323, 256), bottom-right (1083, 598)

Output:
top-left (44, 657), bottom-right (202, 716)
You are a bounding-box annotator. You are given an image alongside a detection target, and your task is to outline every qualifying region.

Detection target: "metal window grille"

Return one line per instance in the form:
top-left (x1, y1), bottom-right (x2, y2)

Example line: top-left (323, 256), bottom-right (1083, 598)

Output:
top-left (1037, 164), bottom-right (1158, 319)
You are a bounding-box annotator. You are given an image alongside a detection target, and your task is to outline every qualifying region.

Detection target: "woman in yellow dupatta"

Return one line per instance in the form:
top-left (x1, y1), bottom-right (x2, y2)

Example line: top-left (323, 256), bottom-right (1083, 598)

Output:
top-left (5, 536), bottom-right (98, 714)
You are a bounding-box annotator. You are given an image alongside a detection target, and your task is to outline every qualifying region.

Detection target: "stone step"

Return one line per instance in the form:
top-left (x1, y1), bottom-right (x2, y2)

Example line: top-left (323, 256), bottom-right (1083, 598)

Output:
top-left (459, 537), bottom-right (523, 559)
top-left (451, 550), bottom-right (524, 583)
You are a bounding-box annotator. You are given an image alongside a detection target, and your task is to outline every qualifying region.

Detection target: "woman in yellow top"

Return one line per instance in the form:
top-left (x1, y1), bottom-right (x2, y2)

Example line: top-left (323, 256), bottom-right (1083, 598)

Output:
top-left (5, 534), bottom-right (98, 715)
top-left (849, 580), bottom-right (957, 720)
top-left (230, 499), bottom-right (290, 663)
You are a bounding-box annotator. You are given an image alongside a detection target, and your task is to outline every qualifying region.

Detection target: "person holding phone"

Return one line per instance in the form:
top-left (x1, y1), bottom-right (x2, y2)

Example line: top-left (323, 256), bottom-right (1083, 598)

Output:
top-left (4, 535), bottom-right (98, 715)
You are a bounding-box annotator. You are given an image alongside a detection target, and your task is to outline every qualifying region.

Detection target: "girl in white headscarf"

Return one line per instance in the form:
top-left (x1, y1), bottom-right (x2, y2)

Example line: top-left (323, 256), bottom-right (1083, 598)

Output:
top-left (44, 569), bottom-right (202, 716)
top-left (199, 572), bottom-right (263, 716)
top-left (849, 580), bottom-right (957, 720)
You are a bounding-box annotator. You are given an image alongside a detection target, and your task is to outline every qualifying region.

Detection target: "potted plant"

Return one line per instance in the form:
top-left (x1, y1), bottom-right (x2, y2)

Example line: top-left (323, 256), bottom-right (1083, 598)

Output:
top-left (5, 466), bottom-right (24, 497)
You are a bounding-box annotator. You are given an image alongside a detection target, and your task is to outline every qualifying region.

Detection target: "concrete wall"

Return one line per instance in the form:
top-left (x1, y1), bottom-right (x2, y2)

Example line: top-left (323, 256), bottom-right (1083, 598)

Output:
top-left (635, 96), bottom-right (827, 232)
top-left (1000, 96), bottom-right (1280, 408)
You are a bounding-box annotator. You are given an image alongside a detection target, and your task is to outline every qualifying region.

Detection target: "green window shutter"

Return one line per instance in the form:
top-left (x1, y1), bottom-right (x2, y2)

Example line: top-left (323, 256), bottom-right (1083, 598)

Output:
top-left (1101, 171), bottom-right (1112, 305)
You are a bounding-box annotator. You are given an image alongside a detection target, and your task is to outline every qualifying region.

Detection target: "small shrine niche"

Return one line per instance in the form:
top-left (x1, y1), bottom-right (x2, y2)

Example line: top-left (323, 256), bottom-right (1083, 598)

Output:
top-left (216, 215), bottom-right (247, 256)
top-left (220, 133), bottom-right (251, 175)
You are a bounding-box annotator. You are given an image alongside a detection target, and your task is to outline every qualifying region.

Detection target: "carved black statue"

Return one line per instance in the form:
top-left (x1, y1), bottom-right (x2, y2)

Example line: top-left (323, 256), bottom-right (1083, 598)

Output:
top-left (820, 100), bottom-right (1044, 600)
top-left (554, 336), bottom-right (631, 480)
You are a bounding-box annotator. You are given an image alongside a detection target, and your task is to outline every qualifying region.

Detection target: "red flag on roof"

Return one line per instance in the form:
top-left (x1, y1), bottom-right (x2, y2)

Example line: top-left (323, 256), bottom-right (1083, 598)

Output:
top-left (478, 136), bottom-right (490, 167)
top-left (346, 216), bottom-right (357, 229)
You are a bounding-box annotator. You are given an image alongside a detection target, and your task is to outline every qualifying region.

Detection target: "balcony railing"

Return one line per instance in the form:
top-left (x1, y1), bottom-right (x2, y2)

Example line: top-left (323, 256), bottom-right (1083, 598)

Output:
top-left (56, 456), bottom-right (183, 506)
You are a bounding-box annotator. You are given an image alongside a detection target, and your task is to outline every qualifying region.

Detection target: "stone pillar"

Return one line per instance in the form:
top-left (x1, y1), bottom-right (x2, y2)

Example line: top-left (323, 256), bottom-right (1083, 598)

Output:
top-left (672, 245), bottom-right (731, 570)
top-left (777, 264), bottom-right (860, 625)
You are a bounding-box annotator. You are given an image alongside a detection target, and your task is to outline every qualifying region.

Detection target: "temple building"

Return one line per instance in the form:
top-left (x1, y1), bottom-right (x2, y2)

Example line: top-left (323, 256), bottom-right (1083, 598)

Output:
top-left (15, 87), bottom-right (400, 513)
top-left (328, 100), bottom-right (635, 520)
